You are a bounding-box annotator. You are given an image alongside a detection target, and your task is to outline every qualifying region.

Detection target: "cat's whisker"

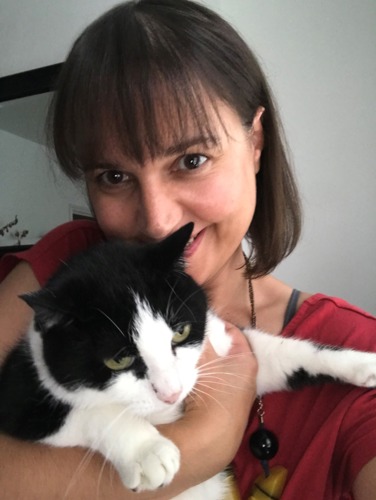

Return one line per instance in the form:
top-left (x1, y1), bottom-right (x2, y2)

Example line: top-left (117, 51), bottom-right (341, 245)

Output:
top-left (95, 307), bottom-right (127, 338)
top-left (198, 352), bottom-right (254, 371)
top-left (62, 447), bottom-right (99, 499)
top-left (173, 289), bottom-right (201, 319)
top-left (188, 390), bottom-right (209, 411)
top-left (195, 380), bottom-right (237, 395)
top-left (164, 279), bottom-right (203, 319)
top-left (164, 279), bottom-right (182, 323)
top-left (165, 281), bottom-right (183, 325)
top-left (198, 370), bottom-right (253, 386)
top-left (190, 387), bottom-right (227, 412)
top-left (92, 446), bottom-right (118, 499)
top-left (198, 361), bottom-right (252, 374)
top-left (64, 407), bottom-right (131, 498)
top-left (197, 372), bottom-right (252, 389)
top-left (198, 377), bottom-right (252, 393)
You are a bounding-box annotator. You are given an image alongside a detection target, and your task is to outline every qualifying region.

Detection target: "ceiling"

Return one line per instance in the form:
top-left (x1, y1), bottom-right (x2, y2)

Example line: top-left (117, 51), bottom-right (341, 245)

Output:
top-left (0, 91), bottom-right (53, 145)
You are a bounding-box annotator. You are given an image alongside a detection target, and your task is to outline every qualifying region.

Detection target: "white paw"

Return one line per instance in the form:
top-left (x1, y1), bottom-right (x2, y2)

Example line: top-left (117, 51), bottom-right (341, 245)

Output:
top-left (350, 361), bottom-right (376, 388)
top-left (206, 311), bottom-right (232, 357)
top-left (117, 436), bottom-right (180, 492)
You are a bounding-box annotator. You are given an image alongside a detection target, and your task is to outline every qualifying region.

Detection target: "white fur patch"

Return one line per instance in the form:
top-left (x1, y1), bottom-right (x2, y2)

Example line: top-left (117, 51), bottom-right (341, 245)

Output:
top-left (205, 311), bottom-right (232, 356)
top-left (133, 296), bottom-right (201, 406)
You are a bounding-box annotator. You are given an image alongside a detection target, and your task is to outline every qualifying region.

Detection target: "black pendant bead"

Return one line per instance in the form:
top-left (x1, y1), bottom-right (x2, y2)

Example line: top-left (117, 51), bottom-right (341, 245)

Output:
top-left (249, 427), bottom-right (279, 461)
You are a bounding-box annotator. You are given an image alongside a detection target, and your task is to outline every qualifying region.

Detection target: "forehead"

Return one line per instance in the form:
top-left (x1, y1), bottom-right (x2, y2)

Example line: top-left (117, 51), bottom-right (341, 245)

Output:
top-left (91, 99), bottom-right (242, 167)
top-left (82, 89), bottom-right (240, 168)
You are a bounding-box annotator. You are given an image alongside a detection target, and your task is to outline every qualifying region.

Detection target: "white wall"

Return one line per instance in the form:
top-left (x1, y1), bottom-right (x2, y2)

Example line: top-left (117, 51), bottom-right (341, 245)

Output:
top-left (0, 0), bottom-right (120, 76)
top-left (0, 129), bottom-right (88, 246)
top-left (1, 0), bottom-right (375, 314)
top-left (209, 0), bottom-right (375, 314)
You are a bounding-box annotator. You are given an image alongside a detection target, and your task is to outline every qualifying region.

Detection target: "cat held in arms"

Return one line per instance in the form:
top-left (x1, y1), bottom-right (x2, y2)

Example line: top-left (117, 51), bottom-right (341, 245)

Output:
top-left (1, 223), bottom-right (376, 499)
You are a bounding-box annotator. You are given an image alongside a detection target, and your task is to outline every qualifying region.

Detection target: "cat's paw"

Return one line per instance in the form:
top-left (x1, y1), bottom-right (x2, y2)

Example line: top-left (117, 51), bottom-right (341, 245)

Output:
top-left (118, 436), bottom-right (180, 492)
top-left (350, 361), bottom-right (376, 387)
top-left (343, 352), bottom-right (376, 388)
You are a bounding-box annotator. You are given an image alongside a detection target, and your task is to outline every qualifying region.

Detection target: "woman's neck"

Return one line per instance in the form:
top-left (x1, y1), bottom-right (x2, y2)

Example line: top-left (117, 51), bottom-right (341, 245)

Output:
top-left (203, 250), bottom-right (253, 329)
top-left (200, 247), bottom-right (308, 335)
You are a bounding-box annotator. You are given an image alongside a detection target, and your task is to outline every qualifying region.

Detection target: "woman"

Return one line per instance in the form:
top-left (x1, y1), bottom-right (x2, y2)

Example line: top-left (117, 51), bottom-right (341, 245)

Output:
top-left (0, 1), bottom-right (375, 498)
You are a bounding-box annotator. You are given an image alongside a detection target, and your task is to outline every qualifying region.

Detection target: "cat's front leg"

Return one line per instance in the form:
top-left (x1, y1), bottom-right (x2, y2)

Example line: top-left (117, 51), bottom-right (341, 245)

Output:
top-left (113, 429), bottom-right (181, 492)
top-left (246, 328), bottom-right (376, 394)
top-left (44, 405), bottom-right (180, 492)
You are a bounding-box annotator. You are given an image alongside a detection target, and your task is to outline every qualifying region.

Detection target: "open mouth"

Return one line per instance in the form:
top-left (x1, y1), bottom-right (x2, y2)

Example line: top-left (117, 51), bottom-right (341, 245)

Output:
top-left (186, 235), bottom-right (195, 247)
top-left (184, 228), bottom-right (205, 257)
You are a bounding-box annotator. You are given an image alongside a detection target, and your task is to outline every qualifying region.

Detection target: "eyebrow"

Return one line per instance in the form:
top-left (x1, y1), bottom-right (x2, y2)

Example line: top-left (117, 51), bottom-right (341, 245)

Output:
top-left (86, 134), bottom-right (222, 171)
top-left (164, 135), bottom-right (221, 156)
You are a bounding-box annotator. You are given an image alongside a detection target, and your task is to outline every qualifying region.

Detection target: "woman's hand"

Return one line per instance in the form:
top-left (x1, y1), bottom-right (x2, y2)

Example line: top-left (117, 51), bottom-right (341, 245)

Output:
top-left (190, 322), bottom-right (257, 449)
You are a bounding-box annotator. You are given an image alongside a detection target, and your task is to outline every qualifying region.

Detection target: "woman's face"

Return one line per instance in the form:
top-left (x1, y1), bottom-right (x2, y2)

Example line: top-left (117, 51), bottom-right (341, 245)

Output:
top-left (85, 103), bottom-right (263, 287)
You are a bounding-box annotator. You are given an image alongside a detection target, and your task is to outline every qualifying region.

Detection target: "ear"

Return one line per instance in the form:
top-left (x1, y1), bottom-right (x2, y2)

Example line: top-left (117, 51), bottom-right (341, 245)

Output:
top-left (250, 106), bottom-right (264, 173)
top-left (20, 290), bottom-right (67, 330)
top-left (149, 222), bottom-right (194, 271)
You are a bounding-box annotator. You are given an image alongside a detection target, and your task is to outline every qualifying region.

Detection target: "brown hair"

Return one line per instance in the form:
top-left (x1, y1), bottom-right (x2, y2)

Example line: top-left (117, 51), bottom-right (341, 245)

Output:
top-left (50, 0), bottom-right (302, 277)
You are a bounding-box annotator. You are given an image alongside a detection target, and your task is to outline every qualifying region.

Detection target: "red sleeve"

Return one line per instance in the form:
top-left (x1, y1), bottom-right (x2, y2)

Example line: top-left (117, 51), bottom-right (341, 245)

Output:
top-left (284, 294), bottom-right (376, 350)
top-left (0, 220), bottom-right (104, 286)
top-left (334, 389), bottom-right (376, 494)
top-left (286, 295), bottom-right (376, 492)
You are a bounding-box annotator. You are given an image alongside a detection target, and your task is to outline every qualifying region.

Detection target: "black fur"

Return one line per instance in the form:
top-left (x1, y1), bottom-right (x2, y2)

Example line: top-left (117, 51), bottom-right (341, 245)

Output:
top-left (287, 368), bottom-right (337, 391)
top-left (0, 343), bottom-right (70, 440)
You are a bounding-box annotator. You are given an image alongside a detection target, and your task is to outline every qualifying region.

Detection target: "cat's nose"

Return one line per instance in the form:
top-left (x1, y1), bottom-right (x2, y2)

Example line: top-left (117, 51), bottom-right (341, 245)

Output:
top-left (161, 390), bottom-right (182, 404)
top-left (152, 384), bottom-right (182, 404)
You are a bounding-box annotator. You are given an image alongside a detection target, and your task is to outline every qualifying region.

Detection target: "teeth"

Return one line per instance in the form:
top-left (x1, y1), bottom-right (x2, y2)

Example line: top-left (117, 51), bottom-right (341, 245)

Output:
top-left (187, 236), bottom-right (195, 246)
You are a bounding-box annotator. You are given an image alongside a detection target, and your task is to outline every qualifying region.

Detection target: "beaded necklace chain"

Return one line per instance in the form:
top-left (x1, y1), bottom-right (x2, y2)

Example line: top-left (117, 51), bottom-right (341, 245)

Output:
top-left (243, 257), bottom-right (288, 499)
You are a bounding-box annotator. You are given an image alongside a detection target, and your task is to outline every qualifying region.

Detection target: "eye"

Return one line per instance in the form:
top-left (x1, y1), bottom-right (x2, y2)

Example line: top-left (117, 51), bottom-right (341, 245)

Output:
top-left (178, 154), bottom-right (208, 171)
top-left (172, 324), bottom-right (191, 344)
top-left (104, 355), bottom-right (135, 371)
top-left (96, 170), bottom-right (130, 186)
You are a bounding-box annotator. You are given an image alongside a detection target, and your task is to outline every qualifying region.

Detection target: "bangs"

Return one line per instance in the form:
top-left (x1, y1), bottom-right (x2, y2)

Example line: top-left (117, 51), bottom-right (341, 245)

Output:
top-left (52, 4), bottom-right (227, 178)
top-left (86, 70), bottom-right (221, 168)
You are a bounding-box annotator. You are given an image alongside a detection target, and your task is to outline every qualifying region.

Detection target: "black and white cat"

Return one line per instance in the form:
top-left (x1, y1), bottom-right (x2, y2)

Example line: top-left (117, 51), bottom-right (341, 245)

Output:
top-left (1, 223), bottom-right (375, 499)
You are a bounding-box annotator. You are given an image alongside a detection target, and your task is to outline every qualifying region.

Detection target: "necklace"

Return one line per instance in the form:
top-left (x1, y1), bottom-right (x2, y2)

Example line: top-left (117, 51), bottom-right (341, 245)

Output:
top-left (244, 257), bottom-right (288, 499)
top-left (245, 270), bottom-right (278, 476)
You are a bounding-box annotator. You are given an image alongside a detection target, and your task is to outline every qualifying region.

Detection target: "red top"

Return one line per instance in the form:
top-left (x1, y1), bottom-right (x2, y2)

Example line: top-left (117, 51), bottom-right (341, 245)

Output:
top-left (234, 296), bottom-right (376, 499)
top-left (0, 220), bottom-right (104, 286)
top-left (1, 221), bottom-right (376, 499)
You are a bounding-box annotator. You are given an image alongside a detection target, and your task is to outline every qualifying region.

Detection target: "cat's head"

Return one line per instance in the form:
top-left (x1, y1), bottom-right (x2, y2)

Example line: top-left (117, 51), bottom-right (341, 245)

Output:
top-left (21, 223), bottom-right (208, 414)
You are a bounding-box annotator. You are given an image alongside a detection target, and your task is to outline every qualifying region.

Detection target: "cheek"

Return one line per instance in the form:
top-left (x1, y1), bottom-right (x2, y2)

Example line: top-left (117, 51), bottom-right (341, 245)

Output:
top-left (192, 169), bottom-right (255, 222)
top-left (88, 189), bottom-right (136, 239)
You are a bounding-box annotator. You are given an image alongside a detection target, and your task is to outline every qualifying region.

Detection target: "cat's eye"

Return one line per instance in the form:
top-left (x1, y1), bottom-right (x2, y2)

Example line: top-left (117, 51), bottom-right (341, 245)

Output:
top-left (172, 324), bottom-right (191, 344)
top-left (104, 356), bottom-right (135, 371)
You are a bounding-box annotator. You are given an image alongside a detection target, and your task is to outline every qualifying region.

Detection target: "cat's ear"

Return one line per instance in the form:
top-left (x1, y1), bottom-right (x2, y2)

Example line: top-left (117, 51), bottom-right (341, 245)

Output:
top-left (20, 290), bottom-right (68, 329)
top-left (151, 222), bottom-right (194, 270)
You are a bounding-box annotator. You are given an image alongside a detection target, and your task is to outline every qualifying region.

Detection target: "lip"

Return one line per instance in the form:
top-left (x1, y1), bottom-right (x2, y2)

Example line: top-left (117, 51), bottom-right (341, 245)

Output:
top-left (184, 228), bottom-right (205, 258)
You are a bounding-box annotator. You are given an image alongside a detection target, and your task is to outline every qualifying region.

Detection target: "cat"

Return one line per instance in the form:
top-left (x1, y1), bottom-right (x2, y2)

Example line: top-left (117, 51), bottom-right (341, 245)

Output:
top-left (1, 222), bottom-right (376, 499)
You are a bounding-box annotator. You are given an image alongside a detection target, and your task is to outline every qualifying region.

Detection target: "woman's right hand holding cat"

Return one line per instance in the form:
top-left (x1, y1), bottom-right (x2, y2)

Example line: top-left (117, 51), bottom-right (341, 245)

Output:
top-left (190, 322), bottom-right (257, 457)
top-left (158, 323), bottom-right (257, 492)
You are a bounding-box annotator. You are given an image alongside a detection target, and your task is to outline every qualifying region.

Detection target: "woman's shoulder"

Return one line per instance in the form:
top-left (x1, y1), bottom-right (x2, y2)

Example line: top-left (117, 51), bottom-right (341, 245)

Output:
top-left (284, 293), bottom-right (376, 350)
top-left (0, 220), bottom-right (105, 286)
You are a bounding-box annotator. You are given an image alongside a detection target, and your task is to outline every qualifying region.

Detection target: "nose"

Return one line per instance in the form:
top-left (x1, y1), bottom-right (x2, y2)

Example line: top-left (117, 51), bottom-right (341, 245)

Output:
top-left (152, 384), bottom-right (183, 404)
top-left (137, 179), bottom-right (183, 241)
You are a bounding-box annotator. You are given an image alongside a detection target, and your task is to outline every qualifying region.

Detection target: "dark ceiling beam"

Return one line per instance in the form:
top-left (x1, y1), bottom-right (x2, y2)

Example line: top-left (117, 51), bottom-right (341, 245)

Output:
top-left (0, 64), bottom-right (62, 103)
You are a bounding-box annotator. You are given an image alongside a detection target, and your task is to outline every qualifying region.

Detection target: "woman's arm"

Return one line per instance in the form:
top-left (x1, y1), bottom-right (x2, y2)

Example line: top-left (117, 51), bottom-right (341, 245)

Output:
top-left (353, 457), bottom-right (376, 500)
top-left (0, 263), bottom-right (257, 498)
top-left (0, 261), bottom-right (39, 363)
